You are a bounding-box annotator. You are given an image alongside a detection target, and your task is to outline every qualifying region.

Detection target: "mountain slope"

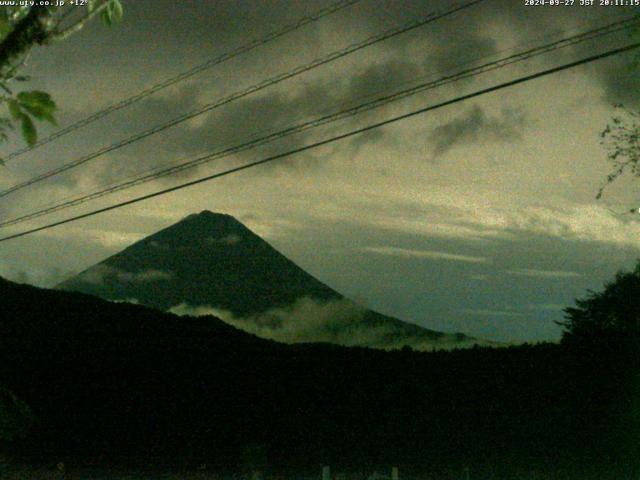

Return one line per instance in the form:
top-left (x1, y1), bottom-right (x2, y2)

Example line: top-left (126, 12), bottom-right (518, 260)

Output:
top-left (60, 211), bottom-right (340, 315)
top-left (0, 276), bottom-right (635, 476)
top-left (57, 210), bottom-right (481, 350)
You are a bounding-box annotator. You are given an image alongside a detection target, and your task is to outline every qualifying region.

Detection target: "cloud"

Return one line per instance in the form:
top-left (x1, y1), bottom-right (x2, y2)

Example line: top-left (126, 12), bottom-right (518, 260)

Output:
top-left (505, 268), bottom-right (582, 279)
top-left (527, 303), bottom-right (565, 311)
top-left (117, 269), bottom-right (174, 283)
top-left (170, 297), bottom-right (370, 345)
top-left (498, 204), bottom-right (640, 248)
top-left (354, 198), bottom-right (640, 249)
top-left (1, 266), bottom-right (76, 288)
top-left (461, 308), bottom-right (525, 317)
top-left (343, 59), bottom-right (421, 104)
top-left (80, 54), bottom-right (435, 188)
top-left (468, 274), bottom-right (490, 281)
top-left (12, 0), bottom-right (632, 199)
top-left (36, 226), bottom-right (146, 250)
top-left (428, 105), bottom-right (525, 159)
top-left (78, 265), bottom-right (173, 286)
top-left (165, 58), bottom-right (423, 161)
top-left (590, 42), bottom-right (640, 107)
top-left (206, 234), bottom-right (241, 246)
top-left (427, 32), bottom-right (497, 77)
top-left (110, 298), bottom-right (141, 305)
top-left (363, 246), bottom-right (490, 263)
top-left (169, 297), bottom-right (484, 351)
top-left (366, 216), bottom-right (512, 242)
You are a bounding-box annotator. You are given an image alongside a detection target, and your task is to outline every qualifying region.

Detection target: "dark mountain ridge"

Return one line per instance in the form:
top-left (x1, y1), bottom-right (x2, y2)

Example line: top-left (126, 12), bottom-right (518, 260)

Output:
top-left (0, 276), bottom-right (637, 478)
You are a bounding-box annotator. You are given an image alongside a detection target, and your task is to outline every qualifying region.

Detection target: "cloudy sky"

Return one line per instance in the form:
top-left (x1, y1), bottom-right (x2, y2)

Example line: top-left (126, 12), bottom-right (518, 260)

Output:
top-left (0, 0), bottom-right (639, 342)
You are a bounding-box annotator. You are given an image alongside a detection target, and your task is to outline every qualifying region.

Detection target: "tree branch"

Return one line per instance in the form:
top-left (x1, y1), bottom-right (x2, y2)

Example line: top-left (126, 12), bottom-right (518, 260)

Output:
top-left (52, 0), bottom-right (111, 41)
top-left (0, 6), bottom-right (54, 74)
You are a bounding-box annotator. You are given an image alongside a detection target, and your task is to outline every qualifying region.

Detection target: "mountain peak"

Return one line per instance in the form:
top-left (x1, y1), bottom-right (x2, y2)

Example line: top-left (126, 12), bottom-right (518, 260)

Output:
top-left (182, 210), bottom-right (237, 223)
top-left (197, 209), bottom-right (228, 218)
top-left (58, 211), bottom-right (341, 316)
top-left (163, 211), bottom-right (250, 243)
top-left (57, 211), bottom-right (482, 350)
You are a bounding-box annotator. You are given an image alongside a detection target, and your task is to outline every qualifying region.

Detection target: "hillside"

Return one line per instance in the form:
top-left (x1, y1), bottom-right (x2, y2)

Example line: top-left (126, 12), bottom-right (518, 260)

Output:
top-left (0, 277), bottom-right (637, 477)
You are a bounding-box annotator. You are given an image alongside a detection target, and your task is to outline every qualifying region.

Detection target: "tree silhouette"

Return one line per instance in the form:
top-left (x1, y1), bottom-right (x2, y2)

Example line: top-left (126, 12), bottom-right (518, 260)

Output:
top-left (559, 260), bottom-right (640, 342)
top-left (0, 386), bottom-right (34, 444)
top-left (598, 106), bottom-right (640, 199)
top-left (0, 1), bottom-right (123, 156)
top-left (597, 24), bottom-right (640, 199)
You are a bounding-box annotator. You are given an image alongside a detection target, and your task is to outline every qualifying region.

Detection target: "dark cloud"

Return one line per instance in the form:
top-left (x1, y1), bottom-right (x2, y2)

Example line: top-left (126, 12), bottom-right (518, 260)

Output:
top-left (439, 1), bottom-right (640, 107)
top-left (349, 128), bottom-right (387, 155)
top-left (26, 0), bottom-right (525, 191)
top-left (343, 60), bottom-right (421, 103)
top-left (14, 0), bottom-right (579, 194)
top-left (82, 55), bottom-right (431, 186)
top-left (427, 33), bottom-right (497, 77)
top-left (175, 92), bottom-right (314, 154)
top-left (171, 58), bottom-right (422, 158)
top-left (428, 105), bottom-right (525, 159)
top-left (593, 48), bottom-right (640, 107)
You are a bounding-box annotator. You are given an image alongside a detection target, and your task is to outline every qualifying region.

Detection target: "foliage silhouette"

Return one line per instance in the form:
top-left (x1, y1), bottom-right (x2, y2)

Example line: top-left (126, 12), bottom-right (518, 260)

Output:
top-left (559, 260), bottom-right (640, 343)
top-left (0, 1), bottom-right (122, 156)
top-left (597, 25), bottom-right (640, 198)
top-left (0, 276), bottom-right (638, 478)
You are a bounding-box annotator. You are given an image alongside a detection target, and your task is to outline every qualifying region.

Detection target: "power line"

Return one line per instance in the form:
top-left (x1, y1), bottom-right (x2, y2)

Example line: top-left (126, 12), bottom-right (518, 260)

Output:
top-left (1, 40), bottom-right (637, 243)
top-left (0, 0), bottom-right (486, 199)
top-left (2, 0), bottom-right (362, 163)
top-left (1, 14), bottom-right (637, 229)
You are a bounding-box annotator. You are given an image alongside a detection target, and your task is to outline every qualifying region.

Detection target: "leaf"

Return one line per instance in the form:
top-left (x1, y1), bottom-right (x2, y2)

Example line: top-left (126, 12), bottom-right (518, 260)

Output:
top-left (21, 105), bottom-right (56, 125)
top-left (0, 17), bottom-right (12, 40)
top-left (101, 7), bottom-right (112, 27)
top-left (111, 0), bottom-right (123, 22)
top-left (8, 99), bottom-right (21, 121)
top-left (17, 90), bottom-right (54, 107)
top-left (17, 91), bottom-right (56, 125)
top-left (20, 114), bottom-right (36, 147)
top-left (13, 76), bottom-right (29, 82)
top-left (101, 0), bottom-right (123, 27)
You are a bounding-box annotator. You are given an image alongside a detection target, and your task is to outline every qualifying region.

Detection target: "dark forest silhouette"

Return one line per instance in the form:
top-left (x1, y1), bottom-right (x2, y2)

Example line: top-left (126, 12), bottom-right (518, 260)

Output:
top-left (0, 273), bottom-right (638, 479)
